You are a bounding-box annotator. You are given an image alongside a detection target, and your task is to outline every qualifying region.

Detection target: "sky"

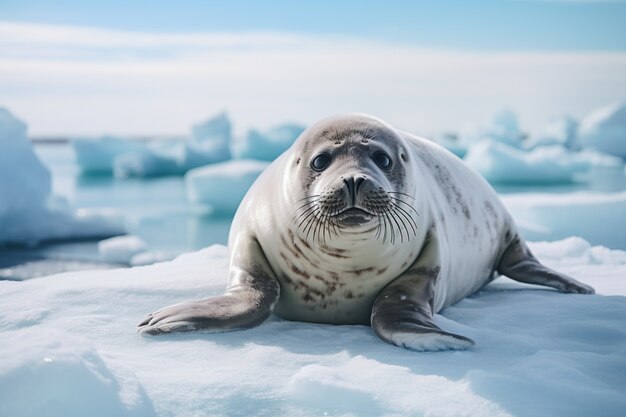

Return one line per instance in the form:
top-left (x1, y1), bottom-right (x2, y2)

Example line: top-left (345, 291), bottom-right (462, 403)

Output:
top-left (1, 0), bottom-right (626, 137)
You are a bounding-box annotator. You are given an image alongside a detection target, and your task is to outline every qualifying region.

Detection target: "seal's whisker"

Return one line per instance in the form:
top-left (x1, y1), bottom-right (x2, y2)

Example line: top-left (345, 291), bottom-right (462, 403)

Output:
top-left (388, 196), bottom-right (419, 215)
top-left (387, 191), bottom-right (415, 200)
top-left (296, 206), bottom-right (319, 230)
top-left (381, 212), bottom-right (389, 244)
top-left (295, 198), bottom-right (321, 212)
top-left (390, 202), bottom-right (417, 236)
top-left (389, 202), bottom-right (418, 234)
top-left (296, 194), bottom-right (321, 204)
top-left (388, 209), bottom-right (405, 244)
top-left (303, 208), bottom-right (320, 241)
top-left (385, 212), bottom-right (396, 244)
top-left (388, 198), bottom-right (420, 222)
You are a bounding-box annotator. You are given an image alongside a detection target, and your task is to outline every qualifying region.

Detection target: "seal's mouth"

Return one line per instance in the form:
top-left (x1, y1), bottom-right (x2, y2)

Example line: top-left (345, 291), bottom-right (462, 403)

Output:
top-left (334, 207), bottom-right (374, 226)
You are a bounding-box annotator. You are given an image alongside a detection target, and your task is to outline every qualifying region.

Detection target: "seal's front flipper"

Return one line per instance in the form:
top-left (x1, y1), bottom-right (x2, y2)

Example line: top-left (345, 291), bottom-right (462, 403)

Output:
top-left (138, 236), bottom-right (280, 335)
top-left (371, 303), bottom-right (475, 351)
top-left (497, 236), bottom-right (594, 294)
top-left (371, 233), bottom-right (475, 352)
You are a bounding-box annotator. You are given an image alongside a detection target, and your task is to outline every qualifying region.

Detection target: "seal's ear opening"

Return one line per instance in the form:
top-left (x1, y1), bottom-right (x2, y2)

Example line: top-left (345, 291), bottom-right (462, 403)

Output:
top-left (401, 152), bottom-right (408, 162)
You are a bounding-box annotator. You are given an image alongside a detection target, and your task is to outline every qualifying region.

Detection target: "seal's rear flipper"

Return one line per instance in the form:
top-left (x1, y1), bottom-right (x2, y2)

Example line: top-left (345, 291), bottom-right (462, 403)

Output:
top-left (497, 236), bottom-right (594, 294)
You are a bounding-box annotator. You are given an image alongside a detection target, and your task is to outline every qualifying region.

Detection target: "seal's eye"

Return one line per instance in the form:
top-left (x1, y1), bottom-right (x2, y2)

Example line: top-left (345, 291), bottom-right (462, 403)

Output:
top-left (373, 151), bottom-right (392, 170)
top-left (311, 153), bottom-right (332, 171)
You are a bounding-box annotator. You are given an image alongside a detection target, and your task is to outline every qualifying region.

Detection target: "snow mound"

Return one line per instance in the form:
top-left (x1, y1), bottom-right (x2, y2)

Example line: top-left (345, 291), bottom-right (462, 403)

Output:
top-left (72, 136), bottom-right (144, 175)
top-left (185, 160), bottom-right (269, 213)
top-left (0, 328), bottom-right (155, 417)
top-left (503, 191), bottom-right (626, 250)
top-left (0, 108), bottom-right (124, 246)
top-left (580, 102), bottom-right (626, 158)
top-left (234, 124), bottom-right (305, 161)
top-left (1, 239), bottom-right (625, 417)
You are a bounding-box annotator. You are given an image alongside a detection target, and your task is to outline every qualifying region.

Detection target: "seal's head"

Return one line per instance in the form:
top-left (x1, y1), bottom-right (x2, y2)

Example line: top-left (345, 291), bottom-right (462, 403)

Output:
top-left (287, 114), bottom-right (419, 245)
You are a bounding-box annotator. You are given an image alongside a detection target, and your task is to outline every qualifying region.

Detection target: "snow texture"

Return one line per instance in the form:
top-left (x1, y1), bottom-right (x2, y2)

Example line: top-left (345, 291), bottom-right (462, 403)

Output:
top-left (1, 239), bottom-right (625, 417)
top-left (580, 102), bottom-right (626, 158)
top-left (185, 160), bottom-right (269, 213)
top-left (234, 124), bottom-right (305, 161)
top-left (0, 108), bottom-right (125, 246)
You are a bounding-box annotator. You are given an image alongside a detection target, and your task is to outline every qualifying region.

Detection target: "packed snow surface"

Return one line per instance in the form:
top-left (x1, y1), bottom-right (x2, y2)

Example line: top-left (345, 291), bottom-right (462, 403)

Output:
top-left (0, 108), bottom-right (124, 246)
top-left (1, 238), bottom-right (625, 417)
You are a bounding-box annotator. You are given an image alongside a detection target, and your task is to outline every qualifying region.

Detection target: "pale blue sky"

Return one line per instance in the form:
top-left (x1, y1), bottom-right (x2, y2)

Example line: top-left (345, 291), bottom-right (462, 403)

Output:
top-left (2, 0), bottom-right (626, 51)
top-left (1, 1), bottom-right (625, 136)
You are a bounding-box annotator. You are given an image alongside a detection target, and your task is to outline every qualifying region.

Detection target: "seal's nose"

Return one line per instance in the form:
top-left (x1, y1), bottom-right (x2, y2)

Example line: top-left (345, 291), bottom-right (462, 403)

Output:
top-left (343, 175), bottom-right (367, 204)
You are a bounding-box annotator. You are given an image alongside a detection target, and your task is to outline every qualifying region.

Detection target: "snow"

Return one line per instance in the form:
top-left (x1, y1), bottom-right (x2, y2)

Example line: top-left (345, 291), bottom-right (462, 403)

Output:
top-left (1, 239), bottom-right (625, 417)
top-left (0, 108), bottom-right (125, 246)
top-left (185, 160), bottom-right (269, 213)
top-left (580, 102), bottom-right (626, 158)
top-left (502, 191), bottom-right (626, 250)
top-left (234, 124), bottom-right (305, 161)
top-left (464, 141), bottom-right (623, 184)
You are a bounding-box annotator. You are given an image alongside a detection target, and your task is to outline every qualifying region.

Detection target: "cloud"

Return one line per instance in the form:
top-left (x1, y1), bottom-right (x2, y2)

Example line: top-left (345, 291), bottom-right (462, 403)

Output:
top-left (1, 21), bottom-right (625, 137)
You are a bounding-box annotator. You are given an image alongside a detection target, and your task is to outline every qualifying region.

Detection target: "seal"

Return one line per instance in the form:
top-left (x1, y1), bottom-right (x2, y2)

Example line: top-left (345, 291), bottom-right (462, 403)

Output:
top-left (137, 114), bottom-right (594, 351)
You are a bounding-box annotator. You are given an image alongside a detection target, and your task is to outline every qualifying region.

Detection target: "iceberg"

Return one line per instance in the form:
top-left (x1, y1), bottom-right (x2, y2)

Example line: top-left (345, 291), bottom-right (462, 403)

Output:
top-left (234, 124), bottom-right (305, 161)
top-left (465, 141), bottom-right (577, 184)
top-left (527, 116), bottom-right (579, 150)
top-left (0, 108), bottom-right (124, 246)
top-left (459, 110), bottom-right (526, 149)
top-left (1, 239), bottom-right (625, 416)
top-left (185, 160), bottom-right (269, 214)
top-left (113, 143), bottom-right (186, 178)
top-left (187, 111), bottom-right (232, 167)
top-left (464, 140), bottom-right (623, 184)
top-left (579, 102), bottom-right (626, 158)
top-left (112, 113), bottom-right (233, 178)
top-left (72, 136), bottom-right (144, 175)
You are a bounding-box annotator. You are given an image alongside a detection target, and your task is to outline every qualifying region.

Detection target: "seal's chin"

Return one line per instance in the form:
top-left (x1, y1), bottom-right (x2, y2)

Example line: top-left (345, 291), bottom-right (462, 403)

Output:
top-left (334, 207), bottom-right (374, 226)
